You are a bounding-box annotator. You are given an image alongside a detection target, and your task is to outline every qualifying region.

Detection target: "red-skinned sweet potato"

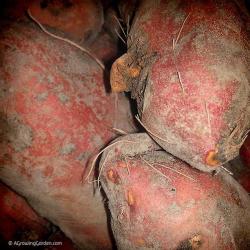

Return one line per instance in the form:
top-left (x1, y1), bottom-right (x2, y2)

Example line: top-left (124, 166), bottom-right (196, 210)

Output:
top-left (0, 182), bottom-right (50, 243)
top-left (0, 18), bottom-right (135, 249)
top-left (100, 133), bottom-right (250, 250)
top-left (110, 0), bottom-right (250, 172)
top-left (28, 0), bottom-right (104, 43)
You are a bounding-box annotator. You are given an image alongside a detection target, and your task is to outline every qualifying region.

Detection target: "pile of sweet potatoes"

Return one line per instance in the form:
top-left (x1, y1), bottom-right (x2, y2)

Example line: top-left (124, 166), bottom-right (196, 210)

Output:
top-left (106, 0), bottom-right (250, 249)
top-left (0, 0), bottom-right (250, 249)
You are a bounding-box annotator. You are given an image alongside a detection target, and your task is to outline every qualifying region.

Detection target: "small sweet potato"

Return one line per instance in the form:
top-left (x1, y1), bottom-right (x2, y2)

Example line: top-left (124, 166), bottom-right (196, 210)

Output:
top-left (100, 133), bottom-right (250, 250)
top-left (28, 0), bottom-right (104, 43)
top-left (111, 0), bottom-right (250, 172)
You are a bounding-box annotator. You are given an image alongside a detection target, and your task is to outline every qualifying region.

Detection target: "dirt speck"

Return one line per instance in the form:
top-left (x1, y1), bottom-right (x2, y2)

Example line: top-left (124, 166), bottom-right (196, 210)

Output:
top-left (176, 234), bottom-right (203, 249)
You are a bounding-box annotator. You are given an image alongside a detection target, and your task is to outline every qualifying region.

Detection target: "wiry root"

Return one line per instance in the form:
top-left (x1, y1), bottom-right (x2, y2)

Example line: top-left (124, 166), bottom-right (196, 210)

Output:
top-left (173, 13), bottom-right (191, 48)
top-left (113, 14), bottom-right (127, 45)
top-left (97, 151), bottom-right (111, 189)
top-left (220, 166), bottom-right (233, 176)
top-left (114, 28), bottom-right (126, 45)
top-left (204, 101), bottom-right (212, 137)
top-left (155, 163), bottom-right (195, 181)
top-left (140, 156), bottom-right (172, 182)
top-left (141, 155), bottom-right (195, 183)
top-left (84, 140), bottom-right (136, 184)
top-left (172, 13), bottom-right (191, 95)
top-left (135, 115), bottom-right (171, 143)
top-left (112, 128), bottom-right (128, 135)
top-left (27, 9), bottom-right (105, 70)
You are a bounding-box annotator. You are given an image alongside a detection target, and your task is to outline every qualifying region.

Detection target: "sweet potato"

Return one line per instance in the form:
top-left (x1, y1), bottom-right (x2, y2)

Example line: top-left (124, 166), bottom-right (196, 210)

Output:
top-left (0, 18), bottom-right (134, 249)
top-left (100, 133), bottom-right (250, 250)
top-left (0, 182), bottom-right (50, 244)
top-left (237, 171), bottom-right (250, 193)
top-left (111, 0), bottom-right (250, 172)
top-left (28, 0), bottom-right (104, 43)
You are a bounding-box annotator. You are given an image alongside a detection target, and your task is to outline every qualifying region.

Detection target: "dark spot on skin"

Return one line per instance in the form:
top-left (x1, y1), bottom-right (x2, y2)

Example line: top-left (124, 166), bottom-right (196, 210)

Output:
top-left (63, 0), bottom-right (73, 8)
top-left (176, 239), bottom-right (193, 250)
top-left (176, 235), bottom-right (203, 250)
top-left (40, 0), bottom-right (49, 9)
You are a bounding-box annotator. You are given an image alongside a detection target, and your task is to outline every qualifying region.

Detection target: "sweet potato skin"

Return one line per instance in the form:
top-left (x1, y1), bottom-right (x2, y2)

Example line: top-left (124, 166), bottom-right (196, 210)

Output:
top-left (240, 134), bottom-right (250, 169)
top-left (28, 0), bottom-right (104, 43)
top-left (100, 133), bottom-right (250, 250)
top-left (0, 19), bottom-right (134, 249)
top-left (0, 182), bottom-right (50, 242)
top-left (112, 0), bottom-right (250, 172)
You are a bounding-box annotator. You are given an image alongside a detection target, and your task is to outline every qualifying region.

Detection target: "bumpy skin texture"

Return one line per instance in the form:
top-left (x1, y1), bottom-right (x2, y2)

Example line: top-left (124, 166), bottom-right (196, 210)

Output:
top-left (0, 20), bottom-right (134, 249)
top-left (111, 0), bottom-right (250, 172)
top-left (100, 133), bottom-right (250, 250)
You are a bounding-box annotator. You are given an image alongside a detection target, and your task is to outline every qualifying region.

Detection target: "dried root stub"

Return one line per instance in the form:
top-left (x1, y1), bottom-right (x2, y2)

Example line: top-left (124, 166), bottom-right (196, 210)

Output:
top-left (111, 0), bottom-right (250, 172)
top-left (100, 133), bottom-right (250, 250)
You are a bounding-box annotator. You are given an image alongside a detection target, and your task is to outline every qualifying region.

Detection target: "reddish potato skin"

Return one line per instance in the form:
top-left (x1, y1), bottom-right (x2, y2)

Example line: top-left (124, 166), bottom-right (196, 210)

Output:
top-left (240, 134), bottom-right (250, 169)
top-left (0, 20), bottom-right (134, 249)
top-left (100, 133), bottom-right (250, 250)
top-left (0, 182), bottom-right (50, 242)
top-left (111, 0), bottom-right (250, 172)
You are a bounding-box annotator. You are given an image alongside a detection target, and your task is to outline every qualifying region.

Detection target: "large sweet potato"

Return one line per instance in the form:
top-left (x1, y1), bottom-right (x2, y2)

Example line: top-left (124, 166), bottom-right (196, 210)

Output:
top-left (0, 18), bottom-right (134, 249)
top-left (0, 182), bottom-right (50, 244)
top-left (100, 133), bottom-right (250, 249)
top-left (111, 0), bottom-right (250, 172)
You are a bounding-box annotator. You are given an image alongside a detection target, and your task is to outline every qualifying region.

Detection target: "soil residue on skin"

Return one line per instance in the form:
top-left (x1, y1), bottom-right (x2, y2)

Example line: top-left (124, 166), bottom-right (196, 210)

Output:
top-left (0, 113), bottom-right (33, 152)
top-left (60, 143), bottom-right (75, 155)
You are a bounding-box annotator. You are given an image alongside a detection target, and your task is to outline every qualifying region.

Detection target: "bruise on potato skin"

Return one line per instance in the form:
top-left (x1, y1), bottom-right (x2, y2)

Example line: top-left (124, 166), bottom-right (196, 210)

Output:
top-left (28, 0), bottom-right (104, 43)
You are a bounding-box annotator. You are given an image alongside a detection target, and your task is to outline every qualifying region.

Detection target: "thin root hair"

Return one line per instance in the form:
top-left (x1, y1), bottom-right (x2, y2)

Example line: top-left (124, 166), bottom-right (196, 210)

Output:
top-left (27, 9), bottom-right (105, 70)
